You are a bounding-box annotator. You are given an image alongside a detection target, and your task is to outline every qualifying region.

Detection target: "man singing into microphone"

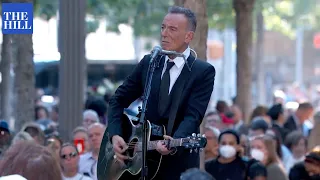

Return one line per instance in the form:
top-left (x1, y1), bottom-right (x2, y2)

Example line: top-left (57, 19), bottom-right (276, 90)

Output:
top-left (107, 6), bottom-right (215, 180)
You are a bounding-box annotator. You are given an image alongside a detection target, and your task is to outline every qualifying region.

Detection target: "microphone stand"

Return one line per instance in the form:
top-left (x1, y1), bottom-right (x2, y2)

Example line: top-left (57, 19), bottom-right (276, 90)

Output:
top-left (139, 54), bottom-right (160, 180)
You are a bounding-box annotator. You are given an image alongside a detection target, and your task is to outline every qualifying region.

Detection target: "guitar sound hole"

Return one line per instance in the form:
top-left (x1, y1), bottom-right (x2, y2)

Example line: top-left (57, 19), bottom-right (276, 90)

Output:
top-left (126, 138), bottom-right (138, 158)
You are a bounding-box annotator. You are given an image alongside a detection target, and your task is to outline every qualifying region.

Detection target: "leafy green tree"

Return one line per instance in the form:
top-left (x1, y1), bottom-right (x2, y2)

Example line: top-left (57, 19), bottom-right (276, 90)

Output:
top-left (105, 0), bottom-right (173, 37)
top-left (34, 0), bottom-right (107, 34)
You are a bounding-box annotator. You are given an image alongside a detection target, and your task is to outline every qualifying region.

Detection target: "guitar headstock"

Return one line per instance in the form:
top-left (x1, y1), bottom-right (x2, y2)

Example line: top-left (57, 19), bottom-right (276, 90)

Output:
top-left (181, 133), bottom-right (207, 153)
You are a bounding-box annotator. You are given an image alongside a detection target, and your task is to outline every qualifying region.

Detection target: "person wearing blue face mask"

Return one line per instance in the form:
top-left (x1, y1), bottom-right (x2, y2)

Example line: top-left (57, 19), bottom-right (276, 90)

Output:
top-left (205, 129), bottom-right (250, 180)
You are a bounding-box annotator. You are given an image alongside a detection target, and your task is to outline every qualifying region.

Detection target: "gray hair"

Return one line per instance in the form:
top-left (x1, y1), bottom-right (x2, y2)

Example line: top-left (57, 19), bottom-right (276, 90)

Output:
top-left (12, 131), bottom-right (34, 145)
top-left (72, 126), bottom-right (87, 136)
top-left (83, 109), bottom-right (99, 122)
top-left (168, 6), bottom-right (197, 32)
top-left (88, 122), bottom-right (106, 130)
top-left (204, 125), bottom-right (220, 137)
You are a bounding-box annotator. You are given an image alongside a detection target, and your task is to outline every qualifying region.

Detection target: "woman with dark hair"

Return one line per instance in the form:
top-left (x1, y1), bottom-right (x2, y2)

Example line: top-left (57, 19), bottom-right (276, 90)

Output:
top-left (0, 141), bottom-right (62, 180)
top-left (35, 105), bottom-right (49, 120)
top-left (60, 143), bottom-right (92, 180)
top-left (284, 131), bottom-right (308, 173)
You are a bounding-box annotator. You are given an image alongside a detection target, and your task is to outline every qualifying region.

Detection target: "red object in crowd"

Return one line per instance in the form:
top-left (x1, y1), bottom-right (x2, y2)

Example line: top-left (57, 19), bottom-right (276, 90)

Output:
top-left (220, 113), bottom-right (234, 125)
top-left (74, 139), bottom-right (85, 155)
top-left (313, 33), bottom-right (320, 49)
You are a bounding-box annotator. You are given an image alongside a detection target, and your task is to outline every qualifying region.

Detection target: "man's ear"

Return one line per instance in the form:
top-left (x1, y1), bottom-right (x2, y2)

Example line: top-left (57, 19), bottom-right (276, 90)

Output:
top-left (185, 31), bottom-right (194, 44)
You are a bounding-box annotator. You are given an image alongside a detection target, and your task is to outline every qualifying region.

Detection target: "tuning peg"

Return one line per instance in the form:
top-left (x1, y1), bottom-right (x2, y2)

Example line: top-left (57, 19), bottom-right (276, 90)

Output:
top-left (197, 134), bottom-right (201, 137)
top-left (192, 133), bottom-right (196, 137)
top-left (202, 134), bottom-right (206, 138)
top-left (199, 148), bottom-right (203, 152)
top-left (190, 149), bottom-right (193, 153)
top-left (194, 148), bottom-right (198, 153)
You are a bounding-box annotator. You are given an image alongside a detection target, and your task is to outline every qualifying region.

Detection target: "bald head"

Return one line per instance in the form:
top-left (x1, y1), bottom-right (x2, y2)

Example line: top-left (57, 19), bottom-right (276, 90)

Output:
top-left (88, 122), bottom-right (106, 130)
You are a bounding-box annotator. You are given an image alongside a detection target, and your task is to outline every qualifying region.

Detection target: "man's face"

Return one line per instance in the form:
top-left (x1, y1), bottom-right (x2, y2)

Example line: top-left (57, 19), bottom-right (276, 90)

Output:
top-left (88, 126), bottom-right (104, 150)
top-left (305, 161), bottom-right (320, 176)
top-left (204, 129), bottom-right (218, 159)
top-left (161, 13), bottom-right (193, 52)
top-left (219, 134), bottom-right (237, 149)
top-left (206, 114), bottom-right (222, 129)
top-left (304, 108), bottom-right (314, 121)
top-left (83, 115), bottom-right (97, 129)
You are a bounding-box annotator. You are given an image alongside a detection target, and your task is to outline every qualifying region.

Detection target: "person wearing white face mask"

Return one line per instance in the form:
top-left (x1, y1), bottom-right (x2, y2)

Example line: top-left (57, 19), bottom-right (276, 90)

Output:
top-left (205, 129), bottom-right (250, 180)
top-left (251, 148), bottom-right (265, 162)
top-left (250, 135), bottom-right (288, 180)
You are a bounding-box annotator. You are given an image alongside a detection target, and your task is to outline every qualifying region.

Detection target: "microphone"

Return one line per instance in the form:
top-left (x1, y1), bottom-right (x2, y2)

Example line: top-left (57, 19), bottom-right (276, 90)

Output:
top-left (150, 46), bottom-right (196, 71)
top-left (150, 46), bottom-right (162, 63)
top-left (160, 49), bottom-right (183, 56)
top-left (151, 46), bottom-right (182, 56)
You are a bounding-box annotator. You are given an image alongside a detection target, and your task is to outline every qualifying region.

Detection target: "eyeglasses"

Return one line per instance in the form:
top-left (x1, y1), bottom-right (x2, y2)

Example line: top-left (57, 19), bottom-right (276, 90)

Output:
top-left (61, 152), bottom-right (78, 159)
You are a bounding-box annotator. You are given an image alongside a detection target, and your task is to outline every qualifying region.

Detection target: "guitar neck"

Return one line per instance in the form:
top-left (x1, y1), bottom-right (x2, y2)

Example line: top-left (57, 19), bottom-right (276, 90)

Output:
top-left (137, 138), bottom-right (185, 151)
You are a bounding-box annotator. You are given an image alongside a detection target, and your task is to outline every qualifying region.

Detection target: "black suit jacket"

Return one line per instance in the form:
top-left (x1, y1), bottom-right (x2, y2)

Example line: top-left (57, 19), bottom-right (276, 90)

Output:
top-left (272, 123), bottom-right (289, 142)
top-left (107, 53), bottom-right (215, 179)
top-left (284, 116), bottom-right (298, 132)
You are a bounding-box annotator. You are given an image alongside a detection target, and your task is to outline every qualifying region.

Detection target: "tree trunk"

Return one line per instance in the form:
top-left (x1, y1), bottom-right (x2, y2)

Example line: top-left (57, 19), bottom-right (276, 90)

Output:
top-left (58, 0), bottom-right (86, 141)
top-left (174, 0), bottom-right (208, 170)
top-left (12, 33), bottom-right (35, 130)
top-left (233, 0), bottom-right (255, 123)
top-left (182, 0), bottom-right (208, 60)
top-left (0, 34), bottom-right (12, 121)
top-left (255, 12), bottom-right (266, 105)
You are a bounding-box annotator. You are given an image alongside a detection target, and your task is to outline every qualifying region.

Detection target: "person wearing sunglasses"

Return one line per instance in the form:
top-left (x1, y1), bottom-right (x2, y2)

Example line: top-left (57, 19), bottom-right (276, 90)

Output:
top-left (60, 143), bottom-right (92, 180)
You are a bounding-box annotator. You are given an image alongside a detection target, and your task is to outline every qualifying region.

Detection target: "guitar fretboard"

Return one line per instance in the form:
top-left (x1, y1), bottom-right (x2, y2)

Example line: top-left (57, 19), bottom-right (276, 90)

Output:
top-left (136, 138), bottom-right (185, 151)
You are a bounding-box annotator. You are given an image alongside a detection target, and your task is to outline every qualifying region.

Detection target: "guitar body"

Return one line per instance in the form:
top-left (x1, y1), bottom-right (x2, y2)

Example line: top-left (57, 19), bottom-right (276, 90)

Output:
top-left (98, 118), bottom-right (163, 180)
top-left (98, 110), bottom-right (207, 180)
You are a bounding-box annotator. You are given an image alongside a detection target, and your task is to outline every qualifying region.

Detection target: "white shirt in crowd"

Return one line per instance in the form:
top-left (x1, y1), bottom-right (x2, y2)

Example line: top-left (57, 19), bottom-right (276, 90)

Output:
top-left (78, 152), bottom-right (97, 180)
top-left (284, 155), bottom-right (305, 173)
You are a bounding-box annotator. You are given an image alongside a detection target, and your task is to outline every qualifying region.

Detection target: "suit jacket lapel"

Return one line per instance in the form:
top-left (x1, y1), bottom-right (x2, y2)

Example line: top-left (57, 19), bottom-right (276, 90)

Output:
top-left (167, 55), bottom-right (195, 136)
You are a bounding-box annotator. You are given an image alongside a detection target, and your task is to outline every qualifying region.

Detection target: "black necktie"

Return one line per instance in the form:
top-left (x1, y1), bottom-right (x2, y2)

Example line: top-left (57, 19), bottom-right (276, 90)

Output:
top-left (158, 60), bottom-right (175, 116)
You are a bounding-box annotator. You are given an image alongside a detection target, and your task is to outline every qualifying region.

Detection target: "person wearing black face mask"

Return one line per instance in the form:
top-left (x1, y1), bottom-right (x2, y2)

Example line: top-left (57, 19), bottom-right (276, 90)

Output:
top-left (205, 129), bottom-right (251, 180)
top-left (289, 146), bottom-right (320, 180)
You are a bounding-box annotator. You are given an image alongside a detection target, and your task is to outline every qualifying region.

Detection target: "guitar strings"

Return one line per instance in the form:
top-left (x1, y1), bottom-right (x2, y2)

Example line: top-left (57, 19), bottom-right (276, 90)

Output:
top-left (124, 140), bottom-right (178, 150)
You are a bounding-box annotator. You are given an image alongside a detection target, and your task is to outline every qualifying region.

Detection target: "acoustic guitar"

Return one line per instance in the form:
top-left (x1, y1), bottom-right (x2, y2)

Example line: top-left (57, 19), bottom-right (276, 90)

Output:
top-left (97, 110), bottom-right (206, 180)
